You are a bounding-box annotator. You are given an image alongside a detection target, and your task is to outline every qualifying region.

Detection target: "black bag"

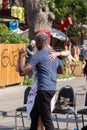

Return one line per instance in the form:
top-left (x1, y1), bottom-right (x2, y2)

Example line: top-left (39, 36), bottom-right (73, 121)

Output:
top-left (81, 125), bottom-right (87, 130)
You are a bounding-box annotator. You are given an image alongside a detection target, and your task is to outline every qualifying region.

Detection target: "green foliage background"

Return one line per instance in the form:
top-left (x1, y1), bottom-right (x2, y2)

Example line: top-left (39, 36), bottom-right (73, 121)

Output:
top-left (0, 24), bottom-right (29, 44)
top-left (46, 0), bottom-right (87, 26)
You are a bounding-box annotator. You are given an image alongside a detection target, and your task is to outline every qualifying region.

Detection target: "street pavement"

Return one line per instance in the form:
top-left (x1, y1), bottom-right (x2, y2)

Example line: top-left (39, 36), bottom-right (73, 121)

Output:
top-left (0, 76), bottom-right (87, 130)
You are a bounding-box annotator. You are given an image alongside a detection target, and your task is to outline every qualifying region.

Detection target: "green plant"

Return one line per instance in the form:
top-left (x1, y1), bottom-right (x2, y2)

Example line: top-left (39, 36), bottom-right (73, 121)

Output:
top-left (56, 73), bottom-right (72, 79)
top-left (62, 58), bottom-right (67, 66)
top-left (57, 58), bottom-right (72, 79)
top-left (23, 77), bottom-right (34, 85)
top-left (0, 24), bottom-right (29, 44)
top-left (0, 23), bottom-right (9, 31)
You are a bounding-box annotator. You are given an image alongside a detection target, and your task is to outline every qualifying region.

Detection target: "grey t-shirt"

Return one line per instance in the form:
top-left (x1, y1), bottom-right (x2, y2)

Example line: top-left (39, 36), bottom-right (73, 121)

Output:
top-left (27, 49), bottom-right (63, 91)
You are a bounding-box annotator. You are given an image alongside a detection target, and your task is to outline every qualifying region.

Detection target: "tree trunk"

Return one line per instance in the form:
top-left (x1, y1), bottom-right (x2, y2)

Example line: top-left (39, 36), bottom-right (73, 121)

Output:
top-left (23, 0), bottom-right (55, 40)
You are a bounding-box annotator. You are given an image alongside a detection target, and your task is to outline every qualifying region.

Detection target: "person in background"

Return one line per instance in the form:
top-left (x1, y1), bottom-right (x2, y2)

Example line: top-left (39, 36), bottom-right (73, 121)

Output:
top-left (17, 32), bottom-right (63, 130)
top-left (64, 45), bottom-right (75, 63)
top-left (74, 45), bottom-right (80, 61)
top-left (49, 47), bottom-right (69, 60)
top-left (26, 40), bottom-right (37, 57)
top-left (49, 44), bottom-right (75, 76)
top-left (83, 56), bottom-right (87, 90)
top-left (26, 40), bottom-right (37, 78)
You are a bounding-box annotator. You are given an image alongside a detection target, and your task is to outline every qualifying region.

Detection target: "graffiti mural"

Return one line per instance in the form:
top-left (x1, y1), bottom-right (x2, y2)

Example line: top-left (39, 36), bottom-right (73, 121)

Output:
top-left (0, 44), bottom-right (25, 87)
top-left (1, 48), bottom-right (19, 67)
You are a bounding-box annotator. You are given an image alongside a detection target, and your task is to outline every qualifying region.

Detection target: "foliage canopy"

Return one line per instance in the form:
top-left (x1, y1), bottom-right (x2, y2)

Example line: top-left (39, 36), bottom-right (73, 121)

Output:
top-left (46, 0), bottom-right (87, 26)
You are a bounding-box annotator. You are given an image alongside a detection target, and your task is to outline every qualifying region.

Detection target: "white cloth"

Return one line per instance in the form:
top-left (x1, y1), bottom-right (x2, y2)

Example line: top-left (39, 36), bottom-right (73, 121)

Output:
top-left (27, 79), bottom-right (38, 119)
top-left (51, 94), bottom-right (56, 112)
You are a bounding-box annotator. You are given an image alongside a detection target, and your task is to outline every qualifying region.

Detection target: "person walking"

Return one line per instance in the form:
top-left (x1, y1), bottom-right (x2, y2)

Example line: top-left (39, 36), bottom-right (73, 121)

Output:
top-left (83, 56), bottom-right (87, 89)
top-left (17, 32), bottom-right (63, 130)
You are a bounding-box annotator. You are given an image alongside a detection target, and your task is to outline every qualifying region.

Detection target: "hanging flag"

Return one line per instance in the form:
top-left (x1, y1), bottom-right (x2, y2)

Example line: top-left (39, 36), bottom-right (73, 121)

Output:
top-left (64, 17), bottom-right (73, 27)
top-left (57, 20), bottom-right (66, 31)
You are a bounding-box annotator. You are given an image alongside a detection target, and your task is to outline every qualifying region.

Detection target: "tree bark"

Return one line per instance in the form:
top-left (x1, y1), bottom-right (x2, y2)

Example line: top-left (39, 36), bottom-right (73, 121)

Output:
top-left (12, 0), bottom-right (55, 40)
top-left (23, 0), bottom-right (55, 40)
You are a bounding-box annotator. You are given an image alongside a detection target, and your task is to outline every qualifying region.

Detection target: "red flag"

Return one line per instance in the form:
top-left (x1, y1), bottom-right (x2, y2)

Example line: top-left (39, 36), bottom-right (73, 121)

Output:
top-left (64, 17), bottom-right (73, 27)
top-left (57, 20), bottom-right (66, 31)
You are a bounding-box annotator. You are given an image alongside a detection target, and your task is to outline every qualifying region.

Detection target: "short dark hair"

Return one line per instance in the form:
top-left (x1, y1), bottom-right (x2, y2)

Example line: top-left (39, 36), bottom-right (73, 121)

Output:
top-left (35, 32), bottom-right (48, 43)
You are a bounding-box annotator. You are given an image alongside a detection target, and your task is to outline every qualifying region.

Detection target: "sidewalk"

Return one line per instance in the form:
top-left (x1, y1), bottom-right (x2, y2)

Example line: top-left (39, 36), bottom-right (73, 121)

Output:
top-left (0, 76), bottom-right (86, 130)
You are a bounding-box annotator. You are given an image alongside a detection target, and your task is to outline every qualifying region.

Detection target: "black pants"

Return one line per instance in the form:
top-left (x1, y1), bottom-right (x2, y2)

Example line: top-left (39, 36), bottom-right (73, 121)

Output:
top-left (30, 90), bottom-right (55, 130)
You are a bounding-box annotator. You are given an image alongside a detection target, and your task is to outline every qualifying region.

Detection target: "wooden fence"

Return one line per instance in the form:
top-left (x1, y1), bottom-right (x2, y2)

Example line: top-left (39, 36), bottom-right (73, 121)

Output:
top-left (0, 44), bottom-right (25, 87)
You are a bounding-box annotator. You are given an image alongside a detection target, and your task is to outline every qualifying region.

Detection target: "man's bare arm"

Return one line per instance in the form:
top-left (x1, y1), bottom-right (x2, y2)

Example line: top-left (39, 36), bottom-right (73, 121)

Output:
top-left (16, 48), bottom-right (34, 76)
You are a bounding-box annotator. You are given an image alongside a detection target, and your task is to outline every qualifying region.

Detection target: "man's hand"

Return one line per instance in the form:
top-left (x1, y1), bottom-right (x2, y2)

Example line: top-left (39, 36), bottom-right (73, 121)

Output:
top-left (19, 48), bottom-right (27, 58)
